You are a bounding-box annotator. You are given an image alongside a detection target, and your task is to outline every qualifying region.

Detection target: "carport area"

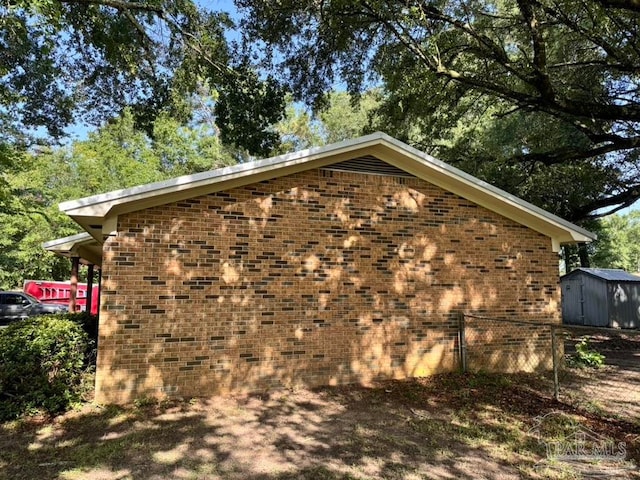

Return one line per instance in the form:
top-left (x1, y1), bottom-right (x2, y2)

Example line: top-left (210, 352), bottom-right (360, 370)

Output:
top-left (42, 232), bottom-right (102, 314)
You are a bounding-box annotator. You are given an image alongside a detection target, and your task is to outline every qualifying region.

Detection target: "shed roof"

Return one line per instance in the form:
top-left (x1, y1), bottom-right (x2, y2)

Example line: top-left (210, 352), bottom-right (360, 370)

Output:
top-left (42, 232), bottom-right (103, 267)
top-left (55, 132), bottom-right (595, 255)
top-left (562, 268), bottom-right (640, 282)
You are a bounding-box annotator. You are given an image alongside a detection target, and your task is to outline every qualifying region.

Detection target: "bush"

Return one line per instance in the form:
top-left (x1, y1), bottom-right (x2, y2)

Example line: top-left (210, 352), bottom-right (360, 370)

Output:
top-left (0, 316), bottom-right (90, 420)
top-left (571, 337), bottom-right (606, 368)
top-left (64, 312), bottom-right (98, 365)
top-left (64, 312), bottom-right (99, 343)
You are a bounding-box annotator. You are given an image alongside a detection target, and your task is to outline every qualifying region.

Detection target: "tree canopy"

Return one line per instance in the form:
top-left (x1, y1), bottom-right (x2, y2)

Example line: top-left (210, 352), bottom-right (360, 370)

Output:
top-left (0, 109), bottom-right (236, 289)
top-left (273, 91), bottom-right (380, 153)
top-left (591, 211), bottom-right (640, 272)
top-left (0, 0), bottom-right (285, 155)
top-left (237, 0), bottom-right (640, 222)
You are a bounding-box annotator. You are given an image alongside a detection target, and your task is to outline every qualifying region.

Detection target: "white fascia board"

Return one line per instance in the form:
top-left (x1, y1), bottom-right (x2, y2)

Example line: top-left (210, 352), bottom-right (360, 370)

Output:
top-left (371, 136), bottom-right (596, 243)
top-left (42, 232), bottom-right (95, 251)
top-left (58, 131), bottom-right (595, 246)
top-left (59, 133), bottom-right (388, 218)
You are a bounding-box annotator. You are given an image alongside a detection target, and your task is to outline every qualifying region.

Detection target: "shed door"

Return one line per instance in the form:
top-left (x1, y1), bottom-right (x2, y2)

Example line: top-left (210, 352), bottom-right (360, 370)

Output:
top-left (562, 278), bottom-right (584, 325)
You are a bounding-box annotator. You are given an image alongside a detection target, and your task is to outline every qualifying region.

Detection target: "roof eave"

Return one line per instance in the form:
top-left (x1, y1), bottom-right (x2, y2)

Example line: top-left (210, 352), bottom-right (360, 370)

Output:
top-left (43, 233), bottom-right (103, 266)
top-left (59, 133), bottom-right (389, 218)
top-left (58, 132), bottom-right (595, 251)
top-left (365, 141), bottom-right (596, 246)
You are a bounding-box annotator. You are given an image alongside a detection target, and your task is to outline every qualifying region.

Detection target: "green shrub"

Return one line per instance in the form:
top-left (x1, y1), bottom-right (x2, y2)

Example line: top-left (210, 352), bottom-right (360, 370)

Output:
top-left (63, 312), bottom-right (98, 365)
top-left (0, 316), bottom-right (89, 420)
top-left (64, 312), bottom-right (98, 343)
top-left (571, 337), bottom-right (605, 368)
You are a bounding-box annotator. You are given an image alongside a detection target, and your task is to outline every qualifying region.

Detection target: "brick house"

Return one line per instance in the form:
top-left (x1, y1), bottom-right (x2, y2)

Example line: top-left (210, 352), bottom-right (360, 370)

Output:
top-left (49, 133), bottom-right (594, 404)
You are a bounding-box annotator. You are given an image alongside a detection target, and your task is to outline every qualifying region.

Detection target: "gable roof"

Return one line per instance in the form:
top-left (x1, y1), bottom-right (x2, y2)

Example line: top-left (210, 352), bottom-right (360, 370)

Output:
top-left (562, 268), bottom-right (640, 282)
top-left (58, 132), bottom-right (595, 252)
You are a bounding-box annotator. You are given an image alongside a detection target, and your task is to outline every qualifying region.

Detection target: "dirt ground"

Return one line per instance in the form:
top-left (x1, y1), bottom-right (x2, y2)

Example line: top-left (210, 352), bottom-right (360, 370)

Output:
top-left (1, 373), bottom-right (638, 480)
top-left (560, 334), bottom-right (640, 419)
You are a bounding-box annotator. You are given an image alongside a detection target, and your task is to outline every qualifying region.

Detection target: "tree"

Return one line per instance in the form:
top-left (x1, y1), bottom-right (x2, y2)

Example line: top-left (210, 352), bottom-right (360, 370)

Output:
top-left (63, 108), bottom-right (236, 193)
top-left (271, 97), bottom-right (324, 155)
top-left (0, 0), bottom-right (285, 156)
top-left (0, 110), bottom-right (236, 290)
top-left (319, 91), bottom-right (381, 144)
top-left (273, 91), bottom-right (381, 155)
top-left (0, 152), bottom-right (77, 289)
top-left (0, 144), bottom-right (23, 213)
top-left (591, 211), bottom-right (640, 272)
top-left (237, 0), bottom-right (640, 222)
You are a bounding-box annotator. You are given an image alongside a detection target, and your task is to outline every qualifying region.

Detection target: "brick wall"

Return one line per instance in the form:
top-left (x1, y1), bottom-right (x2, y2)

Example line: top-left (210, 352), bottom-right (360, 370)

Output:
top-left (96, 167), bottom-right (561, 403)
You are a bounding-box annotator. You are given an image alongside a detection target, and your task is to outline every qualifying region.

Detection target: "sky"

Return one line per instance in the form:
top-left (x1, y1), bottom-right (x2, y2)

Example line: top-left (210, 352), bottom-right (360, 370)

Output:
top-left (63, 0), bottom-right (240, 143)
top-left (60, 0), bottom-right (639, 216)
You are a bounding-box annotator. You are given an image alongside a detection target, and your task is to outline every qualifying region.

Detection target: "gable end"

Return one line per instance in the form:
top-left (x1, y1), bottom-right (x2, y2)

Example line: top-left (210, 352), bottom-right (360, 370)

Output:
top-left (56, 132), bottom-right (595, 251)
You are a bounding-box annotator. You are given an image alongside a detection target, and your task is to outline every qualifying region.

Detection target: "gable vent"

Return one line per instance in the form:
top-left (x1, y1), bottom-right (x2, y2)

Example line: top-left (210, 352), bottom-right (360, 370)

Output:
top-left (321, 155), bottom-right (415, 178)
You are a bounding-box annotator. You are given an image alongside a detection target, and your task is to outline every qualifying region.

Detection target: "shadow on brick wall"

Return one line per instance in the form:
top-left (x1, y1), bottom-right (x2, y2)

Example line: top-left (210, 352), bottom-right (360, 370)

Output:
top-left (95, 171), bottom-right (560, 403)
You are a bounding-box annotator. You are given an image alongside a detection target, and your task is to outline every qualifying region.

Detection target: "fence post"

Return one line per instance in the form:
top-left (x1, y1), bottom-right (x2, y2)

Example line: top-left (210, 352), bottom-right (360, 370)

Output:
top-left (458, 312), bottom-right (467, 373)
top-left (551, 325), bottom-right (560, 401)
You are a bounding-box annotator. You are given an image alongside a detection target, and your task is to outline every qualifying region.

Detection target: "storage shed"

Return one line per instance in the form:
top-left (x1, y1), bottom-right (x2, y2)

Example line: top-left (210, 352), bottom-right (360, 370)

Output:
top-left (561, 268), bottom-right (640, 329)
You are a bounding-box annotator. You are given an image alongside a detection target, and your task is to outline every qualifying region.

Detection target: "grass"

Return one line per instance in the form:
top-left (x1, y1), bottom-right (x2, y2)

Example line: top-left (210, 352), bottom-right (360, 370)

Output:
top-left (0, 372), bottom-right (638, 480)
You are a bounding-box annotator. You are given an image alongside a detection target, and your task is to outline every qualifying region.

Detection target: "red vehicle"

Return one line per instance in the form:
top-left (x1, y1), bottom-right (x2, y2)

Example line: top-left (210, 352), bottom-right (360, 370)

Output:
top-left (23, 280), bottom-right (99, 315)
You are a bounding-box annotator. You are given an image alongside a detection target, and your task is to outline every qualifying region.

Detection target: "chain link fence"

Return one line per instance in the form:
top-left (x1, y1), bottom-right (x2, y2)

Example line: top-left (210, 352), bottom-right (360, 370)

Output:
top-left (459, 314), bottom-right (554, 374)
top-left (458, 313), bottom-right (640, 418)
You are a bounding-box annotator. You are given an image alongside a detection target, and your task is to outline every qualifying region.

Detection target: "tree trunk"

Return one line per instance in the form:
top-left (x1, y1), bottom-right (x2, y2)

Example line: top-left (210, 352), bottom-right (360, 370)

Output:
top-left (578, 243), bottom-right (590, 268)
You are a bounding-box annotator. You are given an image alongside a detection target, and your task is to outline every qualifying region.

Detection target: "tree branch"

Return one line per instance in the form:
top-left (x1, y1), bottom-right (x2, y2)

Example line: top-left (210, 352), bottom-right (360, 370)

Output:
top-left (579, 186), bottom-right (640, 220)
top-left (548, 60), bottom-right (639, 73)
top-left (517, 0), bottom-right (555, 101)
top-left (514, 135), bottom-right (640, 166)
top-left (596, 0), bottom-right (640, 13)
top-left (538, 0), bottom-right (627, 64)
top-left (58, 0), bottom-right (163, 13)
top-left (58, 0), bottom-right (234, 78)
top-left (157, 12), bottom-right (232, 78)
